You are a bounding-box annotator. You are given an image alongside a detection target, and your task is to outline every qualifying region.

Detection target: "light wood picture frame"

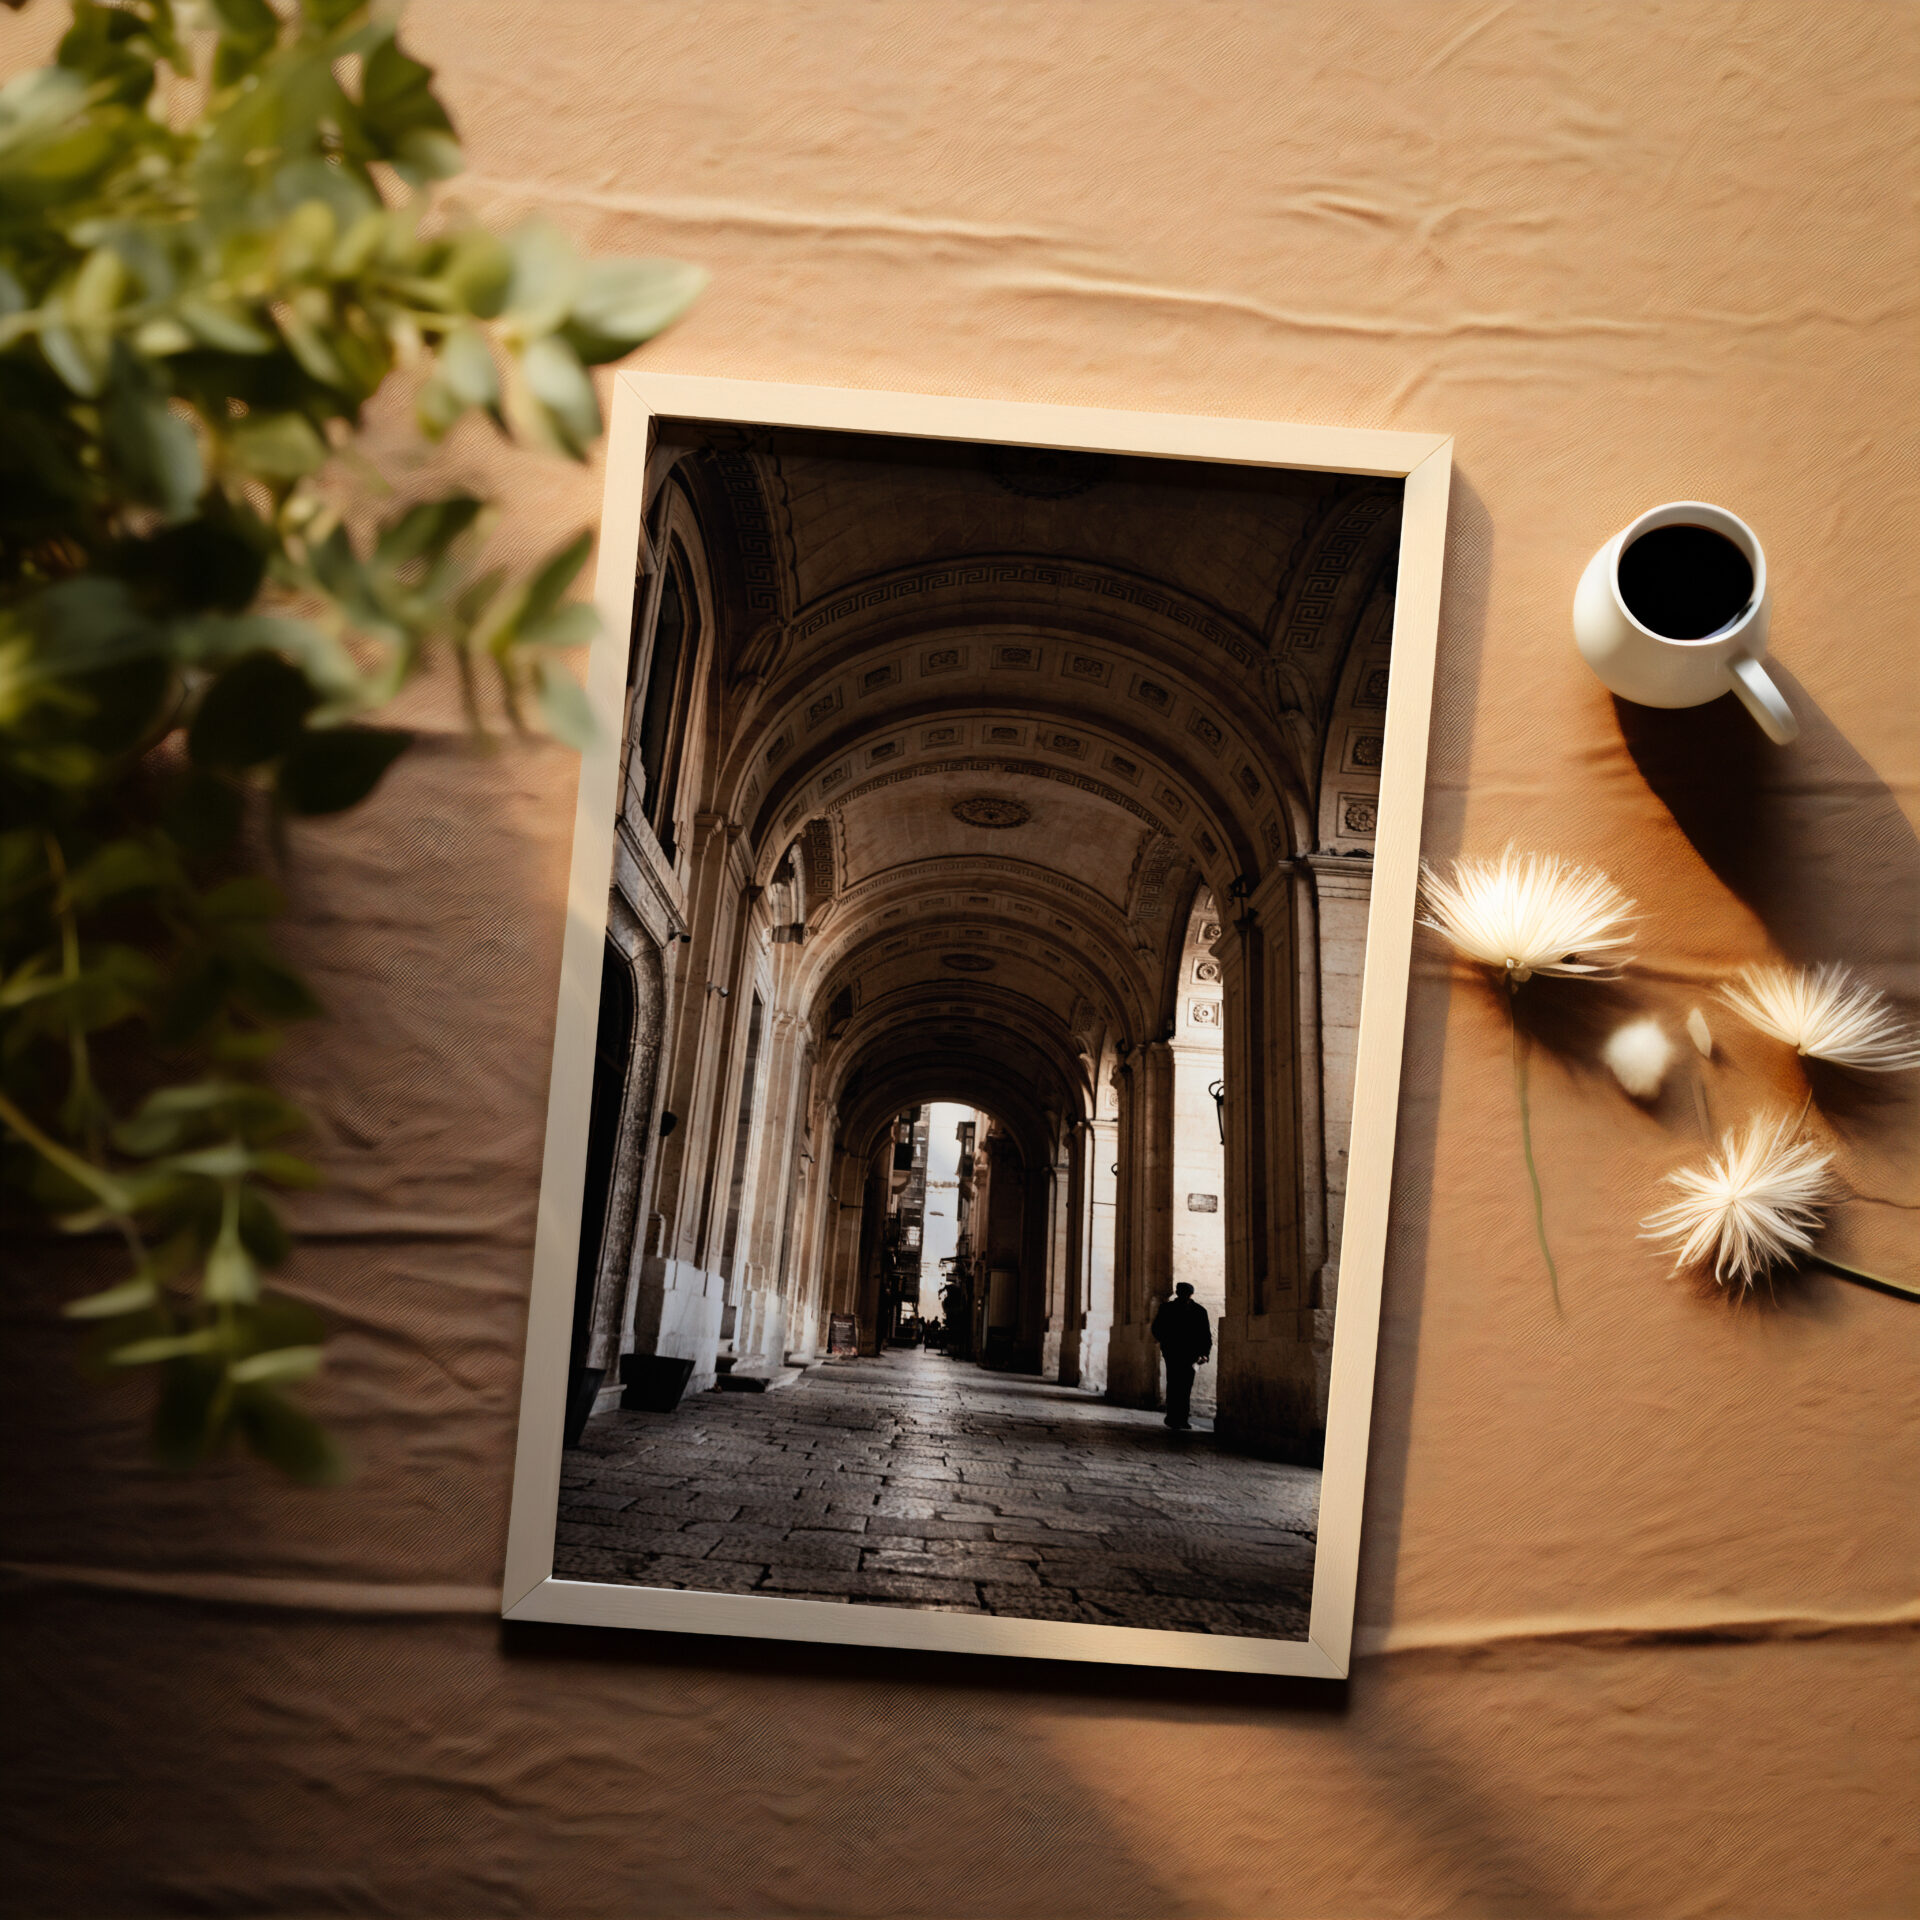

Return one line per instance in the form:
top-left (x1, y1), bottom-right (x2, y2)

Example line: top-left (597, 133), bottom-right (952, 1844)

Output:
top-left (501, 374), bottom-right (1452, 1677)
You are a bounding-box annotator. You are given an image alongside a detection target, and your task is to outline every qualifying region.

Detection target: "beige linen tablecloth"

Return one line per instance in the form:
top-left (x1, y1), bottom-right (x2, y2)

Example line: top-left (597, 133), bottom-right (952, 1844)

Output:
top-left (4, 5), bottom-right (1916, 1915)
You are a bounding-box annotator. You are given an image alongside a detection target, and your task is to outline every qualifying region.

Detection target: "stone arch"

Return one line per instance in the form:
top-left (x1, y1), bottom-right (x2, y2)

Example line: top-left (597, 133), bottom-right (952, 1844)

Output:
top-left (593, 901), bottom-right (668, 1372)
top-left (588, 423), bottom-right (1398, 1456)
top-left (564, 932), bottom-right (636, 1444)
top-left (1315, 569), bottom-right (1396, 853)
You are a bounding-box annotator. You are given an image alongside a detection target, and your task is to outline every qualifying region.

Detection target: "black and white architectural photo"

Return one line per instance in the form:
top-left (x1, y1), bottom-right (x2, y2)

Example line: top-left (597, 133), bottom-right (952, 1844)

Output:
top-left (544, 408), bottom-right (1409, 1642)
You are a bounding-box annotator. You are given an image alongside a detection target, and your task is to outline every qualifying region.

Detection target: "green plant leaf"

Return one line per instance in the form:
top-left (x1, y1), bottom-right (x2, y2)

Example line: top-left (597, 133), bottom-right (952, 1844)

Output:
top-left (67, 836), bottom-right (178, 907)
top-left (276, 198), bottom-right (338, 279)
top-left (418, 325), bottom-right (497, 434)
top-left (375, 493), bottom-right (484, 570)
top-left (228, 1343), bottom-right (322, 1385)
top-left (164, 769), bottom-right (245, 853)
top-left (178, 612), bottom-right (363, 704)
top-left (27, 577), bottom-right (164, 674)
top-left (232, 1386), bottom-right (345, 1483)
top-left (359, 34), bottom-right (456, 180)
top-left (274, 297), bottom-right (348, 388)
top-left (150, 1354), bottom-right (224, 1468)
top-left (203, 1217), bottom-right (259, 1304)
top-left (40, 310), bottom-right (111, 397)
top-left (69, 244), bottom-right (127, 325)
top-left (498, 219), bottom-right (582, 332)
top-left (113, 515), bottom-right (269, 616)
top-left (251, 1149), bottom-right (319, 1188)
top-left (224, 949), bottom-right (321, 1022)
top-left (176, 293), bottom-right (275, 354)
top-left (0, 0), bottom-right (698, 1487)
top-left (208, 0), bottom-right (279, 86)
top-left (237, 1189), bottom-right (290, 1265)
top-left (520, 529), bottom-right (593, 628)
top-left (520, 601), bottom-right (598, 649)
top-left (161, 1142), bottom-right (257, 1178)
top-left (520, 334), bottom-right (599, 450)
top-left (63, 1272), bottom-right (161, 1319)
top-left (275, 724), bottom-right (410, 813)
top-left (226, 410), bottom-right (328, 481)
top-left (189, 652), bottom-right (318, 768)
top-left (434, 229), bottom-right (513, 317)
top-left (103, 374), bottom-right (204, 521)
top-left (564, 256), bottom-right (707, 364)
top-left (109, 1329), bottom-right (221, 1366)
top-left (199, 874), bottom-right (285, 921)
top-left (533, 656), bottom-right (595, 749)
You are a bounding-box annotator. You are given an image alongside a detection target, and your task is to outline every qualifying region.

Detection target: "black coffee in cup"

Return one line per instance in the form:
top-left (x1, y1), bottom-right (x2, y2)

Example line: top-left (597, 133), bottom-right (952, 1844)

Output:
top-left (1616, 523), bottom-right (1755, 640)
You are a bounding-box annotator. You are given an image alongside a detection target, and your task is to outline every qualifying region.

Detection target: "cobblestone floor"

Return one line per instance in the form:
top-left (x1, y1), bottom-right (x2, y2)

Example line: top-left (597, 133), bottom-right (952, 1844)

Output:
top-left (553, 1347), bottom-right (1320, 1639)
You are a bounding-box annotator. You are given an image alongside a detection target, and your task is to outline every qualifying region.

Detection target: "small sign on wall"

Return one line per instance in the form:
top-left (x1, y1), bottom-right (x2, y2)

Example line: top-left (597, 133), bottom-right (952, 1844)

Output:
top-left (826, 1313), bottom-right (858, 1356)
top-left (1187, 1192), bottom-right (1219, 1212)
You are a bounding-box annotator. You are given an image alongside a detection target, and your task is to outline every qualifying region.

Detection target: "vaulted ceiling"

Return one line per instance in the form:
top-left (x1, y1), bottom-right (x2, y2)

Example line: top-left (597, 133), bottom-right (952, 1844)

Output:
top-left (659, 423), bottom-right (1400, 1146)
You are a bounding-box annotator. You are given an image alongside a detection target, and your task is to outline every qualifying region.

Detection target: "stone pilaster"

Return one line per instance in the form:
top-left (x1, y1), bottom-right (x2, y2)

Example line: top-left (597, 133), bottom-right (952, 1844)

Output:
top-left (1104, 1040), bottom-right (1173, 1409)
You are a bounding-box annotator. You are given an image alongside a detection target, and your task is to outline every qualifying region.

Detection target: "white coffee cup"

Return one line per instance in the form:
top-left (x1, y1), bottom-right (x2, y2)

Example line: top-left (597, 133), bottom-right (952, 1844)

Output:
top-left (1573, 500), bottom-right (1797, 744)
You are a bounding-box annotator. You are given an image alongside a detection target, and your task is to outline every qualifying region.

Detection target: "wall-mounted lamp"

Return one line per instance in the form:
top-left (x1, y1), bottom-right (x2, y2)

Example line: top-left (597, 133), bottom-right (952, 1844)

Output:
top-left (1208, 1078), bottom-right (1226, 1145)
top-left (659, 1111), bottom-right (679, 1138)
top-left (668, 928), bottom-right (693, 944)
top-left (706, 982), bottom-right (730, 997)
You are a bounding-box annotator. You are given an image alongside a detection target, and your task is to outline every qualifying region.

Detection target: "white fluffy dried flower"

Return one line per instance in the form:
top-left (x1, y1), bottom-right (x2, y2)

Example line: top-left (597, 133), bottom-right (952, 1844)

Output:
top-left (1719, 964), bottom-right (1920, 1071)
top-left (1604, 1017), bottom-right (1673, 1099)
top-left (1419, 848), bottom-right (1635, 985)
top-left (1641, 1115), bottom-right (1836, 1290)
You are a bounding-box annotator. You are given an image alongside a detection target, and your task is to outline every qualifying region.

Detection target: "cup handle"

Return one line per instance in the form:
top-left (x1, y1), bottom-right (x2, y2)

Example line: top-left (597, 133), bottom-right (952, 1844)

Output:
top-left (1728, 655), bottom-right (1799, 745)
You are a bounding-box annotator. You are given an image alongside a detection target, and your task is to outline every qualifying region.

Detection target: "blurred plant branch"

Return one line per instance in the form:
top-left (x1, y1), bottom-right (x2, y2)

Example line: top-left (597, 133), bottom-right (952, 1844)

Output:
top-left (0, 0), bottom-right (702, 1478)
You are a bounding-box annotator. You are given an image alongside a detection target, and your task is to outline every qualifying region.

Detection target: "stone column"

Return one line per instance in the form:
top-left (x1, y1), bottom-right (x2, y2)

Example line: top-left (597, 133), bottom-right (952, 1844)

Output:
top-left (852, 1137), bottom-right (892, 1354)
top-left (1169, 1035), bottom-right (1227, 1421)
top-left (1056, 1121), bottom-right (1090, 1386)
top-left (1039, 1133), bottom-right (1073, 1380)
top-left (819, 1142), bottom-right (867, 1335)
top-left (1020, 1156), bottom-right (1054, 1373)
top-left (1303, 855), bottom-right (1373, 1326)
top-left (737, 1009), bottom-right (807, 1365)
top-left (1074, 1115), bottom-right (1118, 1395)
top-left (1104, 1040), bottom-right (1173, 1408)
top-left (628, 812), bottom-right (746, 1394)
top-left (583, 919), bottom-right (668, 1389)
top-left (1213, 870), bottom-right (1322, 1460)
top-left (785, 1094), bottom-right (834, 1360)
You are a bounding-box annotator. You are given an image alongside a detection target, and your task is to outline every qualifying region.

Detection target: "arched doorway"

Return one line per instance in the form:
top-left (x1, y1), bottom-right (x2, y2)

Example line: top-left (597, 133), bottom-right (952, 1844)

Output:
top-left (565, 936), bottom-right (635, 1445)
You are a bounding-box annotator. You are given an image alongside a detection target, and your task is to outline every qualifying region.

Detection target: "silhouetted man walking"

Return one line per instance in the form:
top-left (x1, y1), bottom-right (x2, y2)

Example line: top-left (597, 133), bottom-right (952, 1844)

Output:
top-left (1151, 1282), bottom-right (1212, 1429)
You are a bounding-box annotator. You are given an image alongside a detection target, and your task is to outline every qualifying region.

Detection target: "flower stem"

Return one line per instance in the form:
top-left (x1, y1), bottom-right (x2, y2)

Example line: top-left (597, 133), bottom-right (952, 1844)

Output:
top-left (1806, 1251), bottom-right (1919, 1300)
top-left (1510, 992), bottom-right (1562, 1315)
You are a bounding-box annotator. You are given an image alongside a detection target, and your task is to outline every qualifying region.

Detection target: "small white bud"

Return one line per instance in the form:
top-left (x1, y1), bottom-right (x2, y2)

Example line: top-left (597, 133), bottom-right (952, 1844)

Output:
top-left (1686, 1007), bottom-right (1713, 1058)
top-left (1603, 1017), bottom-right (1674, 1100)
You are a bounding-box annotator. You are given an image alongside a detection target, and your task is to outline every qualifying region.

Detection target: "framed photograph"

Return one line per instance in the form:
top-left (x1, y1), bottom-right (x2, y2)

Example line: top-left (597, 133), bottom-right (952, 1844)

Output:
top-left (501, 375), bottom-right (1451, 1677)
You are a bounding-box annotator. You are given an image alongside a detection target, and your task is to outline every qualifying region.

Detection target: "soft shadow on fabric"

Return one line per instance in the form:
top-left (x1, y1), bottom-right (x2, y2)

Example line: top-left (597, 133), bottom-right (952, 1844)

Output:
top-left (1614, 670), bottom-right (1920, 977)
top-left (1616, 668), bottom-right (1920, 1270)
top-left (1350, 471), bottom-right (1491, 1632)
top-left (501, 1616), bottom-right (1350, 1720)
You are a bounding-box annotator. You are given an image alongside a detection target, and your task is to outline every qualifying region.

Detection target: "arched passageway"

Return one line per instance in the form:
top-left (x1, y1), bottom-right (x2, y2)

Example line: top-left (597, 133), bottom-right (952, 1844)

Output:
top-left (575, 421), bottom-right (1400, 1463)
